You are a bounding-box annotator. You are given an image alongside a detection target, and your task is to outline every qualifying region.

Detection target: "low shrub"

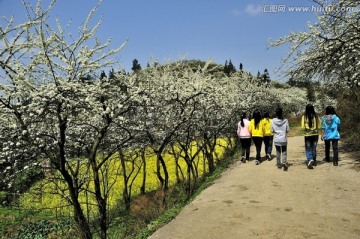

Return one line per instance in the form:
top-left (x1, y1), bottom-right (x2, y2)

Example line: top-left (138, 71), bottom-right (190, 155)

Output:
top-left (14, 219), bottom-right (74, 239)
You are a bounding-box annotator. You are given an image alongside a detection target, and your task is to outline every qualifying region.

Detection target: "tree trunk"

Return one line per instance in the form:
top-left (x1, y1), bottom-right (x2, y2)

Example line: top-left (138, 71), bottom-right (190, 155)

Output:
top-left (91, 163), bottom-right (107, 239)
top-left (119, 148), bottom-right (131, 210)
top-left (156, 152), bottom-right (169, 206)
top-left (73, 207), bottom-right (93, 239)
top-left (156, 156), bottom-right (165, 189)
top-left (157, 153), bottom-right (169, 191)
top-left (203, 133), bottom-right (215, 173)
top-left (89, 124), bottom-right (111, 239)
top-left (206, 147), bottom-right (215, 173)
top-left (140, 149), bottom-right (147, 194)
top-left (60, 170), bottom-right (92, 239)
top-left (57, 110), bottom-right (93, 239)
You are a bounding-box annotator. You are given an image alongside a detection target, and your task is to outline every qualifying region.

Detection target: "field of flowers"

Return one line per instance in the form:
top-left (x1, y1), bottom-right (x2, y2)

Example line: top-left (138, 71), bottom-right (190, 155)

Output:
top-left (19, 139), bottom-right (230, 216)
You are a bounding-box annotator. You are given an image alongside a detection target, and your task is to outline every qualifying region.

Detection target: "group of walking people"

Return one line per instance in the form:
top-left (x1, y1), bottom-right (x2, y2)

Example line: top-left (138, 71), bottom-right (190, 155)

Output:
top-left (236, 104), bottom-right (341, 171)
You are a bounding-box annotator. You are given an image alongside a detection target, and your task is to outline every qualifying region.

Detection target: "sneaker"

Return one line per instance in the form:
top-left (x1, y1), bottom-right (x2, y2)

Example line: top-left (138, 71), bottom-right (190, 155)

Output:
top-left (266, 154), bottom-right (271, 161)
top-left (333, 161), bottom-right (338, 166)
top-left (283, 162), bottom-right (288, 171)
top-left (255, 160), bottom-right (260, 165)
top-left (307, 160), bottom-right (314, 169)
top-left (241, 156), bottom-right (246, 163)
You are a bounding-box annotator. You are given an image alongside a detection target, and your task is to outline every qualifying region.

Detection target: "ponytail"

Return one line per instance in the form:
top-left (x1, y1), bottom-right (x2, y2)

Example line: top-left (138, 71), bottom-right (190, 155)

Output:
top-left (240, 112), bottom-right (246, 127)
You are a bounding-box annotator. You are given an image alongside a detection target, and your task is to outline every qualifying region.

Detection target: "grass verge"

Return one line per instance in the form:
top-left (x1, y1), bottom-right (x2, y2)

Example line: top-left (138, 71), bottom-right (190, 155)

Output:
top-left (133, 145), bottom-right (241, 239)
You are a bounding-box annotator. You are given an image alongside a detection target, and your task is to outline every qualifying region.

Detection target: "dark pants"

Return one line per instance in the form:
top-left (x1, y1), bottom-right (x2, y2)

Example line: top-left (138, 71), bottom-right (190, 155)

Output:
top-left (252, 137), bottom-right (263, 161)
top-left (325, 139), bottom-right (339, 162)
top-left (263, 136), bottom-right (273, 155)
top-left (240, 138), bottom-right (251, 160)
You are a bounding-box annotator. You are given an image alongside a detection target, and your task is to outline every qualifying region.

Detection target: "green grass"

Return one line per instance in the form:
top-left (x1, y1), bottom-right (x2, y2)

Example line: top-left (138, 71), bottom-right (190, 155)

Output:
top-left (0, 206), bottom-right (74, 239)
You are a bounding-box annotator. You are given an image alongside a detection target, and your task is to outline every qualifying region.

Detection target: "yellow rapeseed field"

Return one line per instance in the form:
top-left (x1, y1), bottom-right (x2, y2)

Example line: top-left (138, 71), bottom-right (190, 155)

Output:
top-left (20, 138), bottom-right (232, 216)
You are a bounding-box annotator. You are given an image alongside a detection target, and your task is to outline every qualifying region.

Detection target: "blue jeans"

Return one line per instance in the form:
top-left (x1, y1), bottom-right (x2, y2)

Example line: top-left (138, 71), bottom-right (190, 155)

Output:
top-left (304, 135), bottom-right (319, 161)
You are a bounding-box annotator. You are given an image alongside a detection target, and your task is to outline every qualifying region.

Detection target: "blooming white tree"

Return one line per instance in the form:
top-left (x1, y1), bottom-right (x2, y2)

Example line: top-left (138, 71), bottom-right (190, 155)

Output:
top-left (132, 62), bottom-right (216, 202)
top-left (270, 0), bottom-right (359, 91)
top-left (0, 1), bottom-right (132, 238)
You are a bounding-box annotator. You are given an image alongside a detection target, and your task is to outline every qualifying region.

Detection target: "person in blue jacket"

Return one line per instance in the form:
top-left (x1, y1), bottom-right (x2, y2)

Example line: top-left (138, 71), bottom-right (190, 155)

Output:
top-left (321, 106), bottom-right (341, 166)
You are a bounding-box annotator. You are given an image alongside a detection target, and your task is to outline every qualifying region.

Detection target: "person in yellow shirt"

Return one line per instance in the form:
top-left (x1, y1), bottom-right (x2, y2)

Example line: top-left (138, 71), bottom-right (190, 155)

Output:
top-left (301, 104), bottom-right (321, 169)
top-left (249, 110), bottom-right (265, 165)
top-left (262, 111), bottom-right (274, 161)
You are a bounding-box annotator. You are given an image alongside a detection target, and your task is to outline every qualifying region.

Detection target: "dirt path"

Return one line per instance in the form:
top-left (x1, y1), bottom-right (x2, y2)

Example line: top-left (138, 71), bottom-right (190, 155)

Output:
top-left (148, 136), bottom-right (360, 239)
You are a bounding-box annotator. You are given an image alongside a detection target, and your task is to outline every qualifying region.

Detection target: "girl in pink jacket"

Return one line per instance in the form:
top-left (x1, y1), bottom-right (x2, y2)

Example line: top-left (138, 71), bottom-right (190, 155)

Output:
top-left (237, 112), bottom-right (251, 163)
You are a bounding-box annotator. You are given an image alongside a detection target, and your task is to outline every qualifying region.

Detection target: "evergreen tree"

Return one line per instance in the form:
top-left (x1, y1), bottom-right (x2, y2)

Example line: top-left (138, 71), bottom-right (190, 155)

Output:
top-left (131, 59), bottom-right (142, 72)
top-left (257, 71), bottom-right (261, 79)
top-left (224, 60), bottom-right (229, 75)
top-left (109, 68), bottom-right (115, 79)
top-left (100, 70), bottom-right (107, 80)
top-left (228, 60), bottom-right (236, 74)
top-left (224, 60), bottom-right (235, 76)
top-left (262, 68), bottom-right (270, 84)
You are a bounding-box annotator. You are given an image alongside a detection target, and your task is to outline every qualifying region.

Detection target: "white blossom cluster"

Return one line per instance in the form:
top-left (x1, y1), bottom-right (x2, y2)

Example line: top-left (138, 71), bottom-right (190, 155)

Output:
top-left (270, 0), bottom-right (359, 90)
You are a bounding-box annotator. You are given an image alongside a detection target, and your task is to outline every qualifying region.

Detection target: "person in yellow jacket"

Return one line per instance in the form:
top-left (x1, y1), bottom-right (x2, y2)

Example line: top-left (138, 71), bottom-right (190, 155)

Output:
top-left (301, 104), bottom-right (321, 169)
top-left (249, 110), bottom-right (265, 165)
top-left (262, 111), bottom-right (274, 161)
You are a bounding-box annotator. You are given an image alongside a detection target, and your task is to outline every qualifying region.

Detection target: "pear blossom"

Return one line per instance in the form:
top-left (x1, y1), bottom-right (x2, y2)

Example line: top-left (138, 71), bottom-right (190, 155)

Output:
top-left (270, 0), bottom-right (359, 89)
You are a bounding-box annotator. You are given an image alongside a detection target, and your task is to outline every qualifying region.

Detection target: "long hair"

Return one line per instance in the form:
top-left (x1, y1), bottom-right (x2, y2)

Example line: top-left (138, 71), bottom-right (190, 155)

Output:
top-left (275, 107), bottom-right (283, 120)
top-left (305, 104), bottom-right (317, 128)
top-left (325, 106), bottom-right (336, 115)
top-left (253, 110), bottom-right (261, 129)
top-left (240, 112), bottom-right (247, 127)
top-left (325, 105), bottom-right (340, 121)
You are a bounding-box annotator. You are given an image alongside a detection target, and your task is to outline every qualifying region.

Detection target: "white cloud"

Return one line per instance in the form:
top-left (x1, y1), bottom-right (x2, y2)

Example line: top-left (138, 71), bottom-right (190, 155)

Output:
top-left (245, 4), bottom-right (262, 16)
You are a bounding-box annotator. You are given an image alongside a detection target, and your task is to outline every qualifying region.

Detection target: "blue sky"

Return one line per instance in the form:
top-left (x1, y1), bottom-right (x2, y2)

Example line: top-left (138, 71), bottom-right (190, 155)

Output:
top-left (0, 0), bottom-right (319, 81)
